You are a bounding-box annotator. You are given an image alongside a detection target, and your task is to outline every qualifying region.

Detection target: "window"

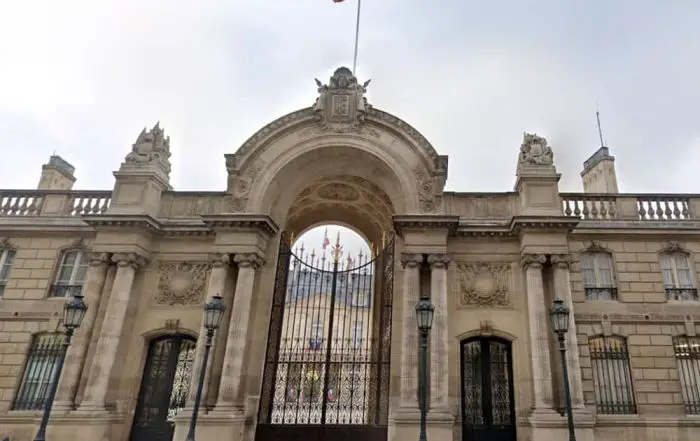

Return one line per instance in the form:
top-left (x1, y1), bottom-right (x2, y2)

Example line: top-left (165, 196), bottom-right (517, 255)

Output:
top-left (50, 250), bottom-right (89, 297)
top-left (673, 335), bottom-right (700, 414)
top-left (661, 252), bottom-right (698, 301)
top-left (588, 336), bottom-right (636, 414)
top-left (309, 320), bottom-right (324, 351)
top-left (351, 322), bottom-right (364, 348)
top-left (12, 333), bottom-right (64, 410)
top-left (0, 248), bottom-right (16, 297)
top-left (580, 252), bottom-right (617, 300)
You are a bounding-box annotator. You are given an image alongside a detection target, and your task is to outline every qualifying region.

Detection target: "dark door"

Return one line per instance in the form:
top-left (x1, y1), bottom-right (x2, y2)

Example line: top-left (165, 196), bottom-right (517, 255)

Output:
top-left (255, 233), bottom-right (395, 441)
top-left (460, 337), bottom-right (516, 441)
top-left (129, 334), bottom-right (197, 441)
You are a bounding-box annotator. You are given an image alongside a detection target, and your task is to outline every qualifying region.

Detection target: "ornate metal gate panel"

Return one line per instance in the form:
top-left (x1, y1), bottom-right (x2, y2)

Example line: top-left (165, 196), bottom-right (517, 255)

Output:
top-left (460, 337), bottom-right (516, 441)
top-left (129, 335), bottom-right (196, 441)
top-left (256, 233), bottom-right (394, 441)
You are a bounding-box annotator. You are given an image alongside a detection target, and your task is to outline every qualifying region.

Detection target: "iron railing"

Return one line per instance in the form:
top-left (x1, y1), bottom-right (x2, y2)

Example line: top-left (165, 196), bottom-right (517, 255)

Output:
top-left (49, 284), bottom-right (84, 298)
top-left (588, 336), bottom-right (637, 414)
top-left (673, 336), bottom-right (700, 415)
top-left (666, 287), bottom-right (699, 301)
top-left (12, 332), bottom-right (64, 411)
top-left (584, 286), bottom-right (618, 301)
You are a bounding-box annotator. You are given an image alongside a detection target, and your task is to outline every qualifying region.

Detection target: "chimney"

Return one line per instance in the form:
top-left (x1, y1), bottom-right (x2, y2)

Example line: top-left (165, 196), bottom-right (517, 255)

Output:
top-left (38, 155), bottom-right (76, 190)
top-left (581, 146), bottom-right (619, 194)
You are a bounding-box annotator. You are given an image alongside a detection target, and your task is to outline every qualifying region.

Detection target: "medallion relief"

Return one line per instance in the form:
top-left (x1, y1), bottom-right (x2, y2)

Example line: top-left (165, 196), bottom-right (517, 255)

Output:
top-left (456, 262), bottom-right (512, 308)
top-left (155, 261), bottom-right (211, 306)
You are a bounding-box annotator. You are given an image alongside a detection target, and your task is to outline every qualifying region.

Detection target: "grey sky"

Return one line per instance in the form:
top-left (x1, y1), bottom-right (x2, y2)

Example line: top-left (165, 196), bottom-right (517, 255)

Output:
top-left (1, 1), bottom-right (699, 255)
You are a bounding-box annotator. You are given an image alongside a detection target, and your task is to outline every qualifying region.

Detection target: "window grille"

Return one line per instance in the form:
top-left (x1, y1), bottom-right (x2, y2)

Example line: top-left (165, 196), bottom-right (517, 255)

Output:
top-left (12, 333), bottom-right (64, 410)
top-left (673, 335), bottom-right (700, 414)
top-left (588, 336), bottom-right (636, 414)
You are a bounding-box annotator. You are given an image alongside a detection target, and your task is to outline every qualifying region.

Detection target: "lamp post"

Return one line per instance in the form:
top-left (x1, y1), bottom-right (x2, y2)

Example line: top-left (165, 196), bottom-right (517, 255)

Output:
top-left (550, 298), bottom-right (576, 441)
top-left (415, 297), bottom-right (435, 441)
top-left (186, 295), bottom-right (226, 441)
top-left (34, 294), bottom-right (88, 441)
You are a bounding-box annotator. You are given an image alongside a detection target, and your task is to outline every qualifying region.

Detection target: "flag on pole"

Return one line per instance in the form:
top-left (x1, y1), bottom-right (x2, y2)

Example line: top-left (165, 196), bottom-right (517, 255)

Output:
top-left (332, 0), bottom-right (346, 3)
top-left (331, 0), bottom-right (362, 74)
top-left (322, 228), bottom-right (331, 250)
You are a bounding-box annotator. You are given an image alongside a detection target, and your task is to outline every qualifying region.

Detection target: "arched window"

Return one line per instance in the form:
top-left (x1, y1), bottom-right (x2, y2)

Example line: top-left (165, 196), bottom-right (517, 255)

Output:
top-left (660, 251), bottom-right (698, 301)
top-left (0, 247), bottom-right (16, 297)
top-left (588, 335), bottom-right (636, 414)
top-left (12, 332), bottom-right (64, 410)
top-left (673, 335), bottom-right (700, 414)
top-left (580, 251), bottom-right (617, 300)
top-left (50, 249), bottom-right (89, 297)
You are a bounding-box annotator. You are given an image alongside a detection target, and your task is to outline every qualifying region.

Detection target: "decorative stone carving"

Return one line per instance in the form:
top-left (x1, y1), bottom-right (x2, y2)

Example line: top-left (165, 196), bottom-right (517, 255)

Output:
top-left (68, 237), bottom-right (87, 250)
top-left (400, 253), bottom-right (423, 268)
top-left (520, 253), bottom-right (547, 269)
top-left (87, 252), bottom-right (111, 267)
top-left (125, 122), bottom-right (172, 175)
top-left (660, 241), bottom-right (686, 254)
top-left (155, 261), bottom-right (210, 306)
top-left (311, 67), bottom-right (371, 134)
top-left (0, 237), bottom-right (17, 249)
top-left (414, 166), bottom-right (442, 213)
top-left (550, 254), bottom-right (573, 270)
top-left (427, 254), bottom-right (451, 269)
top-left (111, 253), bottom-right (148, 269)
top-left (457, 262), bottom-right (512, 308)
top-left (518, 132), bottom-right (553, 167)
top-left (209, 253), bottom-right (232, 268)
top-left (583, 240), bottom-right (608, 253)
top-left (227, 158), bottom-right (266, 212)
top-left (316, 183), bottom-right (360, 202)
top-left (234, 253), bottom-right (264, 269)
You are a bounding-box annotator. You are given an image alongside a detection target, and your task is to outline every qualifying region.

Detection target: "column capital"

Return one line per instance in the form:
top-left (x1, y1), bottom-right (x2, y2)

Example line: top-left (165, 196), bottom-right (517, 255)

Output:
top-left (111, 252), bottom-right (149, 269)
top-left (87, 252), bottom-right (111, 267)
top-left (520, 253), bottom-right (546, 269)
top-left (234, 252), bottom-right (264, 269)
top-left (550, 253), bottom-right (573, 269)
top-left (209, 252), bottom-right (232, 268)
top-left (427, 253), bottom-right (451, 269)
top-left (400, 253), bottom-right (423, 269)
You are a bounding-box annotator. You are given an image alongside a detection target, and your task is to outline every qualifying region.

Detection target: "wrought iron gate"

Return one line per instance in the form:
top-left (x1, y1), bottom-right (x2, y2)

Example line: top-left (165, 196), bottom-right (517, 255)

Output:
top-left (129, 334), bottom-right (196, 441)
top-left (256, 232), bottom-right (394, 441)
top-left (460, 337), bottom-right (516, 441)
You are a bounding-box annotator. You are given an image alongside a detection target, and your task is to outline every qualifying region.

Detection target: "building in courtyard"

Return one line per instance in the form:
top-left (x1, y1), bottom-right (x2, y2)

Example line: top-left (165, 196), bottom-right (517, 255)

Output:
top-left (0, 66), bottom-right (699, 441)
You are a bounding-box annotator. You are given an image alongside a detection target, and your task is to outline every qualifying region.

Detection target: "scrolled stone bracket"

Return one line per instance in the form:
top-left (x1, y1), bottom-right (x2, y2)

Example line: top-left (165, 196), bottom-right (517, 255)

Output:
top-left (234, 252), bottom-right (265, 269)
top-left (111, 252), bottom-right (149, 269)
top-left (520, 253), bottom-right (546, 269)
top-left (427, 253), bottom-right (451, 270)
top-left (400, 253), bottom-right (423, 269)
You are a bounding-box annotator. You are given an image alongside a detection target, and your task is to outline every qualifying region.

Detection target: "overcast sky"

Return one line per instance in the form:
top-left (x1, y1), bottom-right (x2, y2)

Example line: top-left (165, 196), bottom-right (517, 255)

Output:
top-left (2, 1), bottom-right (699, 255)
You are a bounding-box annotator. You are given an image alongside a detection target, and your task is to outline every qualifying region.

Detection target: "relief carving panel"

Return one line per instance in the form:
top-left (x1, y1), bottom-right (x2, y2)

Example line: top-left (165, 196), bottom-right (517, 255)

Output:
top-left (155, 261), bottom-right (211, 306)
top-left (457, 262), bottom-right (512, 308)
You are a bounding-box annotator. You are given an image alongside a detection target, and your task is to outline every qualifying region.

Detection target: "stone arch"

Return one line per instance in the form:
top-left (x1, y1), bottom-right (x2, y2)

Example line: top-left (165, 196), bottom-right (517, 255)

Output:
top-left (224, 66), bottom-right (449, 235)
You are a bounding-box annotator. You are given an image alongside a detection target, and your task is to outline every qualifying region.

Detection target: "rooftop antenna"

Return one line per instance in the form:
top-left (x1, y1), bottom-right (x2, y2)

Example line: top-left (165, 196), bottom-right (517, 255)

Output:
top-left (595, 102), bottom-right (606, 148)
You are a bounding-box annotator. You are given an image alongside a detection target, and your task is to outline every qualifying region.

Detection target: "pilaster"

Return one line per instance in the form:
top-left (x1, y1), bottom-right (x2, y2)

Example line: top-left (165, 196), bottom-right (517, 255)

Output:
top-left (76, 252), bottom-right (148, 413)
top-left (398, 252), bottom-right (423, 409)
top-left (427, 253), bottom-right (451, 414)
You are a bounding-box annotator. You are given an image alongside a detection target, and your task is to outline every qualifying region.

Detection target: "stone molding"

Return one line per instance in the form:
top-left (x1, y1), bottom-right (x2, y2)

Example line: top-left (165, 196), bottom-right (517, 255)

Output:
top-left (550, 253), bottom-right (573, 269)
top-left (201, 214), bottom-right (279, 237)
top-left (87, 252), bottom-right (111, 267)
top-left (575, 312), bottom-right (700, 324)
top-left (427, 253), bottom-right (451, 269)
top-left (400, 253), bottom-right (423, 269)
top-left (393, 215), bottom-right (459, 236)
top-left (111, 252), bottom-right (149, 269)
top-left (234, 252), bottom-right (265, 269)
top-left (520, 253), bottom-right (546, 269)
top-left (209, 253), bottom-right (232, 268)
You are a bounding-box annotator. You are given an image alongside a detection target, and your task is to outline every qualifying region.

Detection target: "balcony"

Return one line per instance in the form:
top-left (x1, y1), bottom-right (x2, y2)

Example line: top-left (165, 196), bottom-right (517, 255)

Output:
top-left (0, 190), bottom-right (112, 216)
top-left (561, 193), bottom-right (697, 221)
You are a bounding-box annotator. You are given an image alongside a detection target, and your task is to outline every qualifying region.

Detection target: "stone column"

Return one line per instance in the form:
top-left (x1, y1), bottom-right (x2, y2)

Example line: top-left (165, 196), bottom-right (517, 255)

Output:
top-left (78, 252), bottom-right (148, 412)
top-left (427, 254), bottom-right (450, 411)
top-left (399, 253), bottom-right (423, 409)
top-left (185, 253), bottom-right (232, 408)
top-left (53, 252), bottom-right (111, 411)
top-left (551, 254), bottom-right (585, 408)
top-left (213, 252), bottom-right (264, 414)
top-left (521, 253), bottom-right (554, 412)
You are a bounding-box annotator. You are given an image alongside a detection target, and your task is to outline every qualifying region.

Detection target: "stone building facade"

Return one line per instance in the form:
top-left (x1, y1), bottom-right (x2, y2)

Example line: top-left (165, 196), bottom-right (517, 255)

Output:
top-left (0, 66), bottom-right (699, 441)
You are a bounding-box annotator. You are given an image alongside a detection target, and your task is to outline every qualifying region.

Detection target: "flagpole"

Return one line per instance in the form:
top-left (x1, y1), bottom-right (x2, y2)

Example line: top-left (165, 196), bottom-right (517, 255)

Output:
top-left (352, 0), bottom-right (361, 74)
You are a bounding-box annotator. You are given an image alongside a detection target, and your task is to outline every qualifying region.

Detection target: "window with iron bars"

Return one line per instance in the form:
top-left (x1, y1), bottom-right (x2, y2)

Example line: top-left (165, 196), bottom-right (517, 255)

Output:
top-left (588, 335), bottom-right (637, 414)
top-left (12, 332), bottom-right (64, 410)
top-left (0, 248), bottom-right (16, 297)
top-left (673, 335), bottom-right (700, 414)
top-left (580, 252), bottom-right (618, 301)
top-left (661, 252), bottom-right (698, 301)
top-left (50, 250), bottom-right (89, 298)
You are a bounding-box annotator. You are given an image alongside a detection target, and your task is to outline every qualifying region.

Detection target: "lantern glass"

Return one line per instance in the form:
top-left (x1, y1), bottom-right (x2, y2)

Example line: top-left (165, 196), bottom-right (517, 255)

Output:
top-left (414, 298), bottom-right (435, 332)
top-left (64, 294), bottom-right (88, 329)
top-left (549, 298), bottom-right (570, 334)
top-left (204, 295), bottom-right (226, 330)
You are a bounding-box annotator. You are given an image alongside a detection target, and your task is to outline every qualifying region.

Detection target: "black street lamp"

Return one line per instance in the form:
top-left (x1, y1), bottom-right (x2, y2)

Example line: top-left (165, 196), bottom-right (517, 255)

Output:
top-left (550, 298), bottom-right (576, 441)
top-left (34, 294), bottom-right (88, 441)
top-left (415, 297), bottom-right (435, 441)
top-left (186, 295), bottom-right (226, 441)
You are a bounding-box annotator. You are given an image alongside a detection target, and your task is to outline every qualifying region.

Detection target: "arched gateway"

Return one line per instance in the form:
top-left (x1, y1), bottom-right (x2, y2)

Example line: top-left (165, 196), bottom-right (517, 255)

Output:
top-left (228, 67), bottom-right (448, 441)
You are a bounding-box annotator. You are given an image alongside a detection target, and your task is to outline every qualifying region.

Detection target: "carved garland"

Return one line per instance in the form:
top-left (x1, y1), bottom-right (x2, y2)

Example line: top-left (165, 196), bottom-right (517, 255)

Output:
top-left (457, 262), bottom-right (512, 308)
top-left (155, 261), bottom-right (211, 306)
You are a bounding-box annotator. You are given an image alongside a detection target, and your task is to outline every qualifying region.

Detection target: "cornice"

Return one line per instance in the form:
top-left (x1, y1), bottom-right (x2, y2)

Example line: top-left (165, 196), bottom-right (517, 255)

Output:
top-left (509, 215), bottom-right (580, 234)
top-left (393, 214), bottom-right (459, 236)
top-left (575, 312), bottom-right (699, 323)
top-left (201, 214), bottom-right (279, 237)
top-left (82, 214), bottom-right (162, 234)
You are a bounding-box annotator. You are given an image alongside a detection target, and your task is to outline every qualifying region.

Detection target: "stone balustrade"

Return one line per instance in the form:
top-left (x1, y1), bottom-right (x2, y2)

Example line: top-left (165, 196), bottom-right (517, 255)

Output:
top-left (561, 193), bottom-right (697, 221)
top-left (0, 190), bottom-right (112, 216)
